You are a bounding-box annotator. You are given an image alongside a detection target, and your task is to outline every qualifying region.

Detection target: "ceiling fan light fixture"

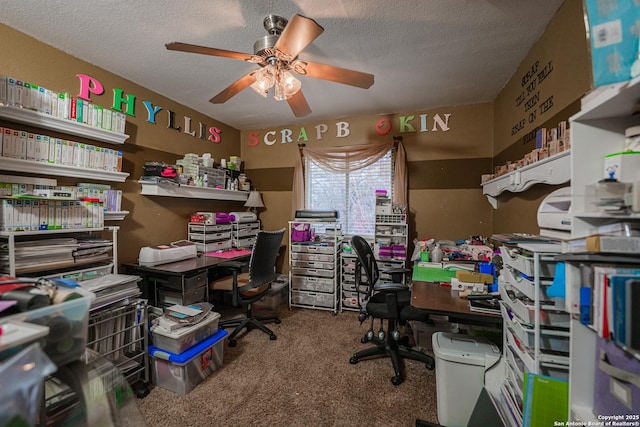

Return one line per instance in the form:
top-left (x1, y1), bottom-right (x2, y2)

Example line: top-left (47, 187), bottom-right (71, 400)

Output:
top-left (281, 71), bottom-right (302, 97)
top-left (250, 65), bottom-right (276, 97)
top-left (273, 71), bottom-right (301, 101)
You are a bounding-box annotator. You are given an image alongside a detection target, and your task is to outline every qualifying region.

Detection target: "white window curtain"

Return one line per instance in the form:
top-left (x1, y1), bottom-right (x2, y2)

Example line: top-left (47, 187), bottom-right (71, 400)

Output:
top-left (292, 140), bottom-right (407, 217)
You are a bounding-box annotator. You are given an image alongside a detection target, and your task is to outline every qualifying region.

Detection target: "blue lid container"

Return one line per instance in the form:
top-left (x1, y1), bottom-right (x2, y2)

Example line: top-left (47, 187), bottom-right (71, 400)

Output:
top-left (148, 329), bottom-right (227, 365)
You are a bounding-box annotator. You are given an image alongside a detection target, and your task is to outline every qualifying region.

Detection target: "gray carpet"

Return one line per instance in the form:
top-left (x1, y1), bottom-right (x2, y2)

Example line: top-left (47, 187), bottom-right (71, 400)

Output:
top-left (138, 304), bottom-right (440, 427)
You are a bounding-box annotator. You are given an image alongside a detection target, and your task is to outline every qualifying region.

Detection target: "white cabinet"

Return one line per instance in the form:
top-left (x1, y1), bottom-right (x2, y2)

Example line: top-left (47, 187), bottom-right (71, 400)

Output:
top-left (565, 77), bottom-right (640, 422)
top-left (288, 221), bottom-right (341, 314)
top-left (489, 242), bottom-right (569, 427)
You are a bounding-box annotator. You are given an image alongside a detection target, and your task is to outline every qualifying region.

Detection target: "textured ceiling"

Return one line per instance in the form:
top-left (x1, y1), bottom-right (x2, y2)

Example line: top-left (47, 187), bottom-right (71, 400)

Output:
top-left (0, 0), bottom-right (565, 130)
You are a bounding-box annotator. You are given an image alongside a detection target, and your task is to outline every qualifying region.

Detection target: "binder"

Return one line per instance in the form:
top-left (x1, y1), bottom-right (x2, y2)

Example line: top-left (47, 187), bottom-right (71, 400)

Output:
top-left (522, 372), bottom-right (568, 427)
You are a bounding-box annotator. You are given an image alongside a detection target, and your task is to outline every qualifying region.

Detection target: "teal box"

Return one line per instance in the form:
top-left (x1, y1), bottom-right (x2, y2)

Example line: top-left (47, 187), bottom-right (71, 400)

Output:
top-left (584, 0), bottom-right (640, 87)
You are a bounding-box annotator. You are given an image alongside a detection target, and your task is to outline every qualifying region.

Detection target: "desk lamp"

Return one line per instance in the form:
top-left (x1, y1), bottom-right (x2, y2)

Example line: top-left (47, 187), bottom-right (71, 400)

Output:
top-left (244, 190), bottom-right (264, 217)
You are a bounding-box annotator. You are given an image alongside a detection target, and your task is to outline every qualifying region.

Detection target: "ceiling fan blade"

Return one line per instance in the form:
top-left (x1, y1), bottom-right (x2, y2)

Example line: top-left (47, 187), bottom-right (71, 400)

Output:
top-left (275, 14), bottom-right (324, 59)
top-left (209, 72), bottom-right (257, 104)
top-left (301, 60), bottom-right (374, 89)
top-left (287, 90), bottom-right (312, 117)
top-left (166, 42), bottom-right (254, 61)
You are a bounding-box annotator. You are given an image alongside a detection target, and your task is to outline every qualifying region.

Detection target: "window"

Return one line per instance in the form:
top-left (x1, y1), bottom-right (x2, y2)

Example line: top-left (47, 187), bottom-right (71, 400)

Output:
top-left (305, 150), bottom-right (393, 235)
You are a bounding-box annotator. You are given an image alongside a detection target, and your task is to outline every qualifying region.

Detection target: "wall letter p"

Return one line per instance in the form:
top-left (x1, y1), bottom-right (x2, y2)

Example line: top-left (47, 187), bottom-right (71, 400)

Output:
top-left (76, 74), bottom-right (104, 101)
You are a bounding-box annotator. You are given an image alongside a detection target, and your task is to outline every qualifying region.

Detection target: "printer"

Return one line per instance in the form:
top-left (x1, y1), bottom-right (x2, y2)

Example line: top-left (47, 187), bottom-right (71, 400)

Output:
top-left (139, 240), bottom-right (198, 266)
top-left (537, 186), bottom-right (572, 240)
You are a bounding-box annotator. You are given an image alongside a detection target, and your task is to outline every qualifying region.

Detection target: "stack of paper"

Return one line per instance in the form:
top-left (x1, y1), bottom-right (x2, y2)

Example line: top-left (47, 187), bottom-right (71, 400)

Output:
top-left (79, 273), bottom-right (141, 310)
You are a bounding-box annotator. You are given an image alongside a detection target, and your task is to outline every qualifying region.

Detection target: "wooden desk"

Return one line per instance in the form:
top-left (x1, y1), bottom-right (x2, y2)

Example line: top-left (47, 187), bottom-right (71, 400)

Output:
top-left (408, 281), bottom-right (503, 328)
top-left (122, 252), bottom-right (251, 307)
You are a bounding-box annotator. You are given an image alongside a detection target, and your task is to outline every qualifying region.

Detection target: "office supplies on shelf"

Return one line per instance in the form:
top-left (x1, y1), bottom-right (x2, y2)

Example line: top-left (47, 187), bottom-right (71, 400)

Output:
top-left (138, 240), bottom-right (197, 266)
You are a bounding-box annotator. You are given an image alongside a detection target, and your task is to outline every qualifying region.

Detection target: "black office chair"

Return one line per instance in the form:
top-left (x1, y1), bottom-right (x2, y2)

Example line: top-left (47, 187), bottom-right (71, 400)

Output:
top-left (210, 228), bottom-right (285, 347)
top-left (349, 235), bottom-right (434, 385)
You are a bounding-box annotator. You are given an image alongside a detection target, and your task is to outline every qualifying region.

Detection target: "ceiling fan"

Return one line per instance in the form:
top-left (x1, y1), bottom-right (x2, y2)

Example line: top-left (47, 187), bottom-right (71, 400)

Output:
top-left (166, 14), bottom-right (374, 118)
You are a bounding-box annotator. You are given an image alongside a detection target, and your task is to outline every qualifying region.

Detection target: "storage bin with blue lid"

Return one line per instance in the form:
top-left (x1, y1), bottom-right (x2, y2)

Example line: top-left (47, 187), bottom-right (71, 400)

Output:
top-left (148, 329), bottom-right (228, 395)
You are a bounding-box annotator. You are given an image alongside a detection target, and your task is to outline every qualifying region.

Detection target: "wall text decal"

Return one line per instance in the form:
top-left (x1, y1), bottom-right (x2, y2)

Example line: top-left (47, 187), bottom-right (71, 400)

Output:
top-left (76, 74), bottom-right (222, 143)
top-left (245, 113), bottom-right (452, 146)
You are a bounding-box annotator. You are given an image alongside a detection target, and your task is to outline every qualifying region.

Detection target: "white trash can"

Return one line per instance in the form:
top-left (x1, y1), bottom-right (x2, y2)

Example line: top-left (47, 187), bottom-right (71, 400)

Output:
top-left (432, 332), bottom-right (501, 427)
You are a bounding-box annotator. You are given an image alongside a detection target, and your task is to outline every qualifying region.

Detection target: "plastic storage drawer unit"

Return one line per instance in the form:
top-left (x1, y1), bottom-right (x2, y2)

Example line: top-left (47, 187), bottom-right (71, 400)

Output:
top-left (149, 329), bottom-right (227, 395)
top-left (432, 332), bottom-right (501, 427)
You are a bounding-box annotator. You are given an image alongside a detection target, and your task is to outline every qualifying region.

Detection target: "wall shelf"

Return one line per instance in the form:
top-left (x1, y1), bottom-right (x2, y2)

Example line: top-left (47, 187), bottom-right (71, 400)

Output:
top-left (138, 180), bottom-right (249, 201)
top-left (0, 105), bottom-right (129, 144)
top-left (482, 150), bottom-right (571, 208)
top-left (0, 157), bottom-right (129, 182)
top-left (104, 210), bottom-right (129, 221)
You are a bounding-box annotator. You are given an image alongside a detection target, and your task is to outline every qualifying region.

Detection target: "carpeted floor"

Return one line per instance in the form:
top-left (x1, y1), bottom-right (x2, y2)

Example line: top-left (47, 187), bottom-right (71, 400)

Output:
top-left (137, 304), bottom-right (440, 427)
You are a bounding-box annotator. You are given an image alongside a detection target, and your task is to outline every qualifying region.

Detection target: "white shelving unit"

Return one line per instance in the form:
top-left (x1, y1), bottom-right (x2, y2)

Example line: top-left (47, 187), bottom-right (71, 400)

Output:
top-left (373, 197), bottom-right (408, 275)
top-left (138, 180), bottom-right (249, 201)
top-left (288, 221), bottom-right (341, 314)
top-left (491, 242), bottom-right (569, 427)
top-left (481, 150), bottom-right (570, 208)
top-left (0, 105), bottom-right (129, 279)
top-left (0, 226), bottom-right (119, 277)
top-left (565, 76), bottom-right (640, 422)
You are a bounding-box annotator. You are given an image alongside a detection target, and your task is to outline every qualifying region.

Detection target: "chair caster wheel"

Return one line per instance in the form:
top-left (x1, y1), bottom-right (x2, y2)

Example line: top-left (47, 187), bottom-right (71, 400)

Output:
top-left (275, 319), bottom-right (281, 324)
top-left (229, 339), bottom-right (237, 347)
top-left (426, 360), bottom-right (434, 370)
top-left (361, 336), bottom-right (368, 344)
top-left (378, 330), bottom-right (386, 341)
top-left (391, 376), bottom-right (404, 386)
top-left (269, 334), bottom-right (277, 341)
top-left (349, 356), bottom-right (359, 364)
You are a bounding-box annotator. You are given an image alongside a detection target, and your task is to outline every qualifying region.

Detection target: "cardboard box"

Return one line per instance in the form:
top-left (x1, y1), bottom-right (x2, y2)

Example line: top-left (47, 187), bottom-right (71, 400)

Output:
top-left (563, 235), bottom-right (640, 254)
top-left (455, 271), bottom-right (494, 284)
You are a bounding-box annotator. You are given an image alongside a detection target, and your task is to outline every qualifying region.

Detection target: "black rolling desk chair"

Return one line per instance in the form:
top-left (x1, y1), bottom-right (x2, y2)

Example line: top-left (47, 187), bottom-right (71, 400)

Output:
top-left (210, 228), bottom-right (285, 347)
top-left (348, 235), bottom-right (434, 386)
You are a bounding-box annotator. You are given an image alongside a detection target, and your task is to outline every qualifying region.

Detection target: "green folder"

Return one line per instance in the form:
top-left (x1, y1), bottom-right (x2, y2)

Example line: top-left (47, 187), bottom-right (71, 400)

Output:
top-left (522, 372), bottom-right (568, 427)
top-left (412, 264), bottom-right (457, 282)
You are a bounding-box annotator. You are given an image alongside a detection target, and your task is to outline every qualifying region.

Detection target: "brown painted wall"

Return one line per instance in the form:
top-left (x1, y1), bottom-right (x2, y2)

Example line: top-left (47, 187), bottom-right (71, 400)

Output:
top-left (490, 0), bottom-right (591, 232)
top-left (0, 0), bottom-right (592, 270)
top-left (0, 24), bottom-right (244, 263)
top-left (243, 0), bottom-right (592, 259)
top-left (241, 103), bottom-right (495, 261)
